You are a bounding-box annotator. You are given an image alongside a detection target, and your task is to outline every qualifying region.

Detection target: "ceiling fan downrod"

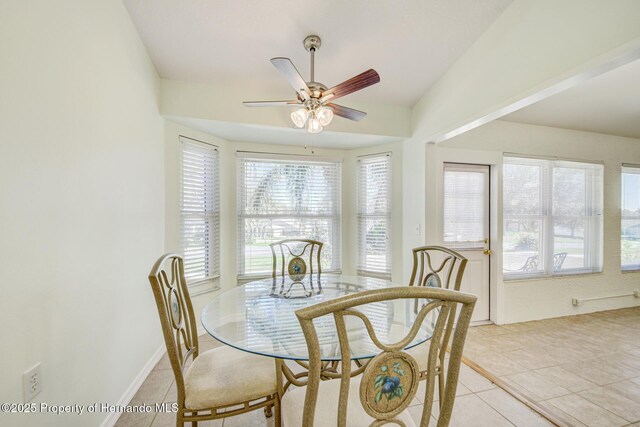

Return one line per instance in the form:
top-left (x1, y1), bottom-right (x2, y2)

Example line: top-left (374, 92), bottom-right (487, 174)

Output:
top-left (303, 35), bottom-right (321, 84)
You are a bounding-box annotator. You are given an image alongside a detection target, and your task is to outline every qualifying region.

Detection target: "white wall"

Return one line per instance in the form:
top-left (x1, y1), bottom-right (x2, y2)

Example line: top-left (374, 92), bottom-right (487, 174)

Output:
top-left (0, 1), bottom-right (164, 426)
top-left (408, 120), bottom-right (640, 323)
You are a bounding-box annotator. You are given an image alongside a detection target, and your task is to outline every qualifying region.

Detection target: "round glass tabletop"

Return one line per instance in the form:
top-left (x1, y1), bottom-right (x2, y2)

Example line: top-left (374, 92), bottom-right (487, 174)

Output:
top-left (201, 274), bottom-right (438, 361)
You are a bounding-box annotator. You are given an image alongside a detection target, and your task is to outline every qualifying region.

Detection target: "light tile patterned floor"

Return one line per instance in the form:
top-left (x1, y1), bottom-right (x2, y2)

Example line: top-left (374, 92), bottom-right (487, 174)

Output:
top-left (464, 307), bottom-right (640, 427)
top-left (114, 333), bottom-right (551, 426)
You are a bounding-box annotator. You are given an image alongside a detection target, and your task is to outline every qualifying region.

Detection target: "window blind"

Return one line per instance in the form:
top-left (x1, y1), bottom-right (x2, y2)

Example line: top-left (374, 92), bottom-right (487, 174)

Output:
top-left (443, 163), bottom-right (488, 249)
top-left (503, 156), bottom-right (603, 279)
top-left (180, 137), bottom-right (220, 287)
top-left (621, 165), bottom-right (640, 270)
top-left (237, 155), bottom-right (341, 277)
top-left (357, 154), bottom-right (391, 279)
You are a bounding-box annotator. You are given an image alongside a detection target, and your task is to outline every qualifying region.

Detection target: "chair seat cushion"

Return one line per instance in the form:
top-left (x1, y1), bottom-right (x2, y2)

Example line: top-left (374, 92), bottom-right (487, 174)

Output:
top-left (282, 376), bottom-right (417, 427)
top-left (184, 346), bottom-right (277, 410)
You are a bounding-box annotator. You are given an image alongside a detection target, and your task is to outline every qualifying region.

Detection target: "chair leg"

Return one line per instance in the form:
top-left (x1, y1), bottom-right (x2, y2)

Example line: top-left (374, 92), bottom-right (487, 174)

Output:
top-left (176, 410), bottom-right (183, 427)
top-left (264, 404), bottom-right (273, 418)
top-left (274, 396), bottom-right (282, 427)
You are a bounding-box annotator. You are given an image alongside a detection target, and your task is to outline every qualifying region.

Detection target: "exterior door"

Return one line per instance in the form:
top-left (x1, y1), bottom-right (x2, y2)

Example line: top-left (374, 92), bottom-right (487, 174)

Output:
top-left (443, 163), bottom-right (491, 322)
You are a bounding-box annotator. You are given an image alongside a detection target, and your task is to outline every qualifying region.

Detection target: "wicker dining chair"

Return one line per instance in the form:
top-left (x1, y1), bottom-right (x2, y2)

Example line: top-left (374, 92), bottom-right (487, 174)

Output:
top-left (409, 246), bottom-right (467, 291)
top-left (270, 239), bottom-right (323, 279)
top-left (281, 287), bottom-right (476, 426)
top-left (148, 254), bottom-right (280, 426)
top-left (407, 246), bottom-right (468, 407)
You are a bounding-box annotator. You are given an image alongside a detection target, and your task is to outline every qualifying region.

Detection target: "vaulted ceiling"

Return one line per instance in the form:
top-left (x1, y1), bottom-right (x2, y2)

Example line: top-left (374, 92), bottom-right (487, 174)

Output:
top-left (503, 59), bottom-right (640, 139)
top-left (124, 0), bottom-right (513, 108)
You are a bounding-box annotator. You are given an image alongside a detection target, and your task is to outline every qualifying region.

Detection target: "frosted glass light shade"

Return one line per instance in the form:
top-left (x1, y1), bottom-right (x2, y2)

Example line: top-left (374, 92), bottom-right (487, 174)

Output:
top-left (308, 117), bottom-right (323, 134)
top-left (317, 107), bottom-right (334, 126)
top-left (291, 108), bottom-right (309, 128)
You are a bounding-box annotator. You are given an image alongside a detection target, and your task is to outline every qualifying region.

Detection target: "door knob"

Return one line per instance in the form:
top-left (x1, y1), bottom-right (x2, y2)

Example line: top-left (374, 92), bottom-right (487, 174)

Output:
top-left (483, 249), bottom-right (492, 255)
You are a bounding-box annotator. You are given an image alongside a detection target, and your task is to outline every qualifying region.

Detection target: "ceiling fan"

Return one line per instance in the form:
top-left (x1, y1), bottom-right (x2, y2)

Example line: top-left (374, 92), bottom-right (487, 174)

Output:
top-left (243, 35), bottom-right (380, 134)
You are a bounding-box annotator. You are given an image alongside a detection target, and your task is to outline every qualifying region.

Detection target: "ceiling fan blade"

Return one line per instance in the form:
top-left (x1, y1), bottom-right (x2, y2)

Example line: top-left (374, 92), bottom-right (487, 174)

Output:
top-left (270, 57), bottom-right (311, 99)
top-left (322, 69), bottom-right (380, 101)
top-left (243, 100), bottom-right (301, 107)
top-left (327, 103), bottom-right (367, 121)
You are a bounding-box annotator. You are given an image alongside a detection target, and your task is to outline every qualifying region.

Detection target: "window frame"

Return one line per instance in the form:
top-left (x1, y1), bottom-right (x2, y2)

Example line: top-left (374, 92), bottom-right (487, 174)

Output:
top-left (357, 152), bottom-right (392, 279)
top-left (621, 164), bottom-right (640, 272)
top-left (236, 153), bottom-right (342, 280)
top-left (503, 156), bottom-right (603, 280)
top-left (179, 136), bottom-right (220, 294)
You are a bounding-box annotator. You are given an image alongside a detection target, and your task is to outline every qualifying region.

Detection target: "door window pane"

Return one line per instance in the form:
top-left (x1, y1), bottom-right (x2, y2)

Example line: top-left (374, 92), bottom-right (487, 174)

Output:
top-left (443, 164), bottom-right (488, 249)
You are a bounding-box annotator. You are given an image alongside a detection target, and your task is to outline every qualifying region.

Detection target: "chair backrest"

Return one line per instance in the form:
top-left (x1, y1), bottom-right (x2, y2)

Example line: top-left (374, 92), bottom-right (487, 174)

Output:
top-left (270, 239), bottom-right (323, 279)
top-left (553, 252), bottom-right (568, 270)
top-left (148, 254), bottom-right (199, 403)
top-left (409, 246), bottom-right (467, 291)
top-left (296, 287), bottom-right (476, 427)
top-left (521, 255), bottom-right (538, 272)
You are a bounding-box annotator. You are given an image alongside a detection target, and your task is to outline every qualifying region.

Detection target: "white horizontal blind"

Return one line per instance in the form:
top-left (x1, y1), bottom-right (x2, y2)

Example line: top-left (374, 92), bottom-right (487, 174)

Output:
top-left (443, 163), bottom-right (489, 249)
top-left (503, 156), bottom-right (603, 279)
top-left (180, 137), bottom-right (220, 286)
top-left (621, 165), bottom-right (640, 270)
top-left (237, 156), bottom-right (341, 277)
top-left (357, 154), bottom-right (392, 279)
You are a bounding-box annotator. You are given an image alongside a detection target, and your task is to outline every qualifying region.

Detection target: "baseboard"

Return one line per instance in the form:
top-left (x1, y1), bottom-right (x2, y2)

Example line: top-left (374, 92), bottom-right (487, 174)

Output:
top-left (99, 344), bottom-right (166, 427)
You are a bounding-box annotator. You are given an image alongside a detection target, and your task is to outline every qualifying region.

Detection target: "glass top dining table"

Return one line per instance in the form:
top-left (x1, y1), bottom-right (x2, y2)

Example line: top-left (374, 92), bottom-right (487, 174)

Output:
top-left (201, 274), bottom-right (438, 361)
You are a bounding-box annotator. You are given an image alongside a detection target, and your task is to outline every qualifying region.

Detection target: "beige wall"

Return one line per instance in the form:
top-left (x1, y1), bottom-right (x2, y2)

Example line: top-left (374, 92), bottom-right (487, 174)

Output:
top-left (411, 120), bottom-right (640, 323)
top-left (0, 1), bottom-right (164, 426)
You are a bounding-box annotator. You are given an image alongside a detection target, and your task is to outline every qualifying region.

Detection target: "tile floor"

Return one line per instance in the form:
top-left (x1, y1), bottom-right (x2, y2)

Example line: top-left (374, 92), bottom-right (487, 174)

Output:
top-left (464, 307), bottom-right (640, 427)
top-left (114, 333), bottom-right (551, 427)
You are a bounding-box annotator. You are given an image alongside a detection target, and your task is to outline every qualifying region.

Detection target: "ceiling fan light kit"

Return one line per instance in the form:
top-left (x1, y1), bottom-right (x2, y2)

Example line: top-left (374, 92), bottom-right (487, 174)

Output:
top-left (243, 35), bottom-right (380, 134)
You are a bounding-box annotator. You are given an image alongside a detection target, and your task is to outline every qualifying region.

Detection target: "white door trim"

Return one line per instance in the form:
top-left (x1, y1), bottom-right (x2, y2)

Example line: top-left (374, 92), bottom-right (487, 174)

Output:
top-left (425, 144), bottom-right (501, 323)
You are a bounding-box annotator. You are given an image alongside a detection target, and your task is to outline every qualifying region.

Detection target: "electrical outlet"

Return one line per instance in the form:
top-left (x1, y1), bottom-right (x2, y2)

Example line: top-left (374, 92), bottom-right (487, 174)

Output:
top-left (23, 363), bottom-right (41, 402)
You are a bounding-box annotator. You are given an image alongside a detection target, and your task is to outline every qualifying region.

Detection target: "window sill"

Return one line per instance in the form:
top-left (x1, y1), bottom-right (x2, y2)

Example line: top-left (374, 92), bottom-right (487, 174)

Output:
top-left (622, 267), bottom-right (640, 273)
top-left (187, 276), bottom-right (221, 296)
top-left (357, 270), bottom-right (392, 281)
top-left (504, 270), bottom-right (603, 283)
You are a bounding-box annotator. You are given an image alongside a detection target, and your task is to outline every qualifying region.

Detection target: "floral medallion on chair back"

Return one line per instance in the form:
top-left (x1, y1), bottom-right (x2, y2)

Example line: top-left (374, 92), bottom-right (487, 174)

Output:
top-left (168, 287), bottom-right (183, 328)
top-left (287, 256), bottom-right (307, 281)
top-left (423, 272), bottom-right (441, 288)
top-left (360, 351), bottom-right (419, 420)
